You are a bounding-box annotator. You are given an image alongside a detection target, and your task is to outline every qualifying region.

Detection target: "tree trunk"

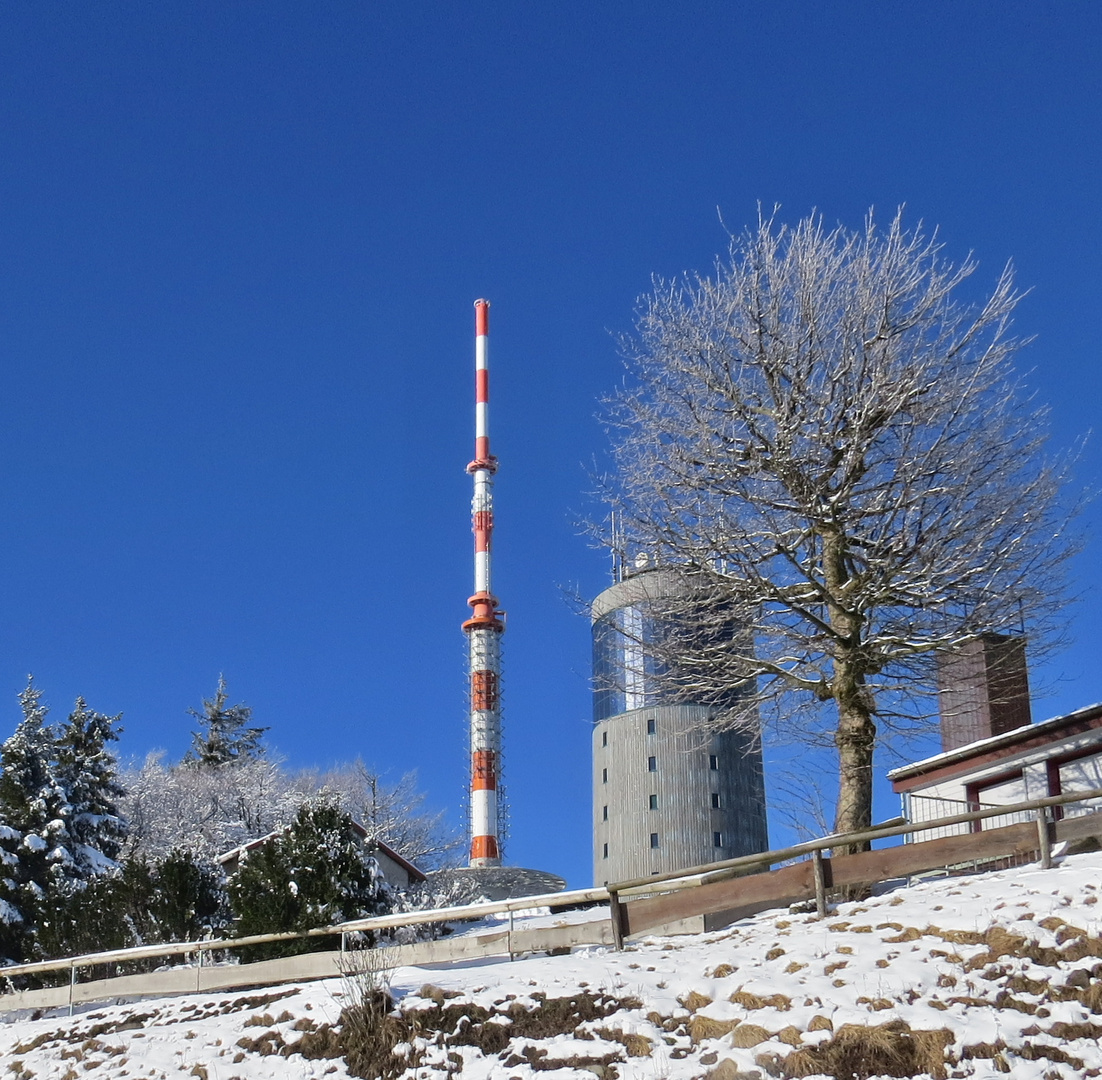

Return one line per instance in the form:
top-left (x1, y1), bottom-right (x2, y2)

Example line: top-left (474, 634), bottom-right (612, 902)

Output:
top-left (833, 680), bottom-right (876, 849)
top-left (822, 528), bottom-right (877, 851)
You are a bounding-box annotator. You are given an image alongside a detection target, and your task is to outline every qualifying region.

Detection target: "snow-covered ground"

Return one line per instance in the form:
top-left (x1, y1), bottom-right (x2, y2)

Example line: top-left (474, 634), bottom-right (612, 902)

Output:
top-left (6, 851), bottom-right (1102, 1079)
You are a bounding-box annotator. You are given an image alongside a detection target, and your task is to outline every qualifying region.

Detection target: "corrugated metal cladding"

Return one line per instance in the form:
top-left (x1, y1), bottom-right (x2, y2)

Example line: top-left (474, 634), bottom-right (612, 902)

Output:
top-left (592, 705), bottom-right (768, 884)
top-left (591, 571), bottom-right (768, 886)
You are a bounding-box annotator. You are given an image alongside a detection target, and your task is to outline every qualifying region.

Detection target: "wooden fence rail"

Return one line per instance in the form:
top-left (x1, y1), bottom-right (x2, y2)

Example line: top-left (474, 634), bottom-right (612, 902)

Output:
top-left (3, 786), bottom-right (1101, 1013)
top-left (609, 792), bottom-right (1102, 944)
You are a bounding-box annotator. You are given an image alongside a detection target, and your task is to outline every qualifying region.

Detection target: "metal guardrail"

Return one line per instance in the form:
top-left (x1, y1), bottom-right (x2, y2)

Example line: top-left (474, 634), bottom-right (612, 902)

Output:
top-left (607, 785), bottom-right (1102, 900)
top-left (0, 885), bottom-right (611, 981)
top-left (3, 785), bottom-right (1100, 1000)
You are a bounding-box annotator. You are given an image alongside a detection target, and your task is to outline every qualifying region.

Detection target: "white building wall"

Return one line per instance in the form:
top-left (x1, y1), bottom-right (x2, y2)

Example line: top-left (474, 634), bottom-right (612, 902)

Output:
top-left (901, 728), bottom-right (1102, 831)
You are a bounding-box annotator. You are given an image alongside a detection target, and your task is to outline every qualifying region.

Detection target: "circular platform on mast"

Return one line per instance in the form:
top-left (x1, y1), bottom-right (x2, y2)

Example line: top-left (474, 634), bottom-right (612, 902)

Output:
top-left (424, 866), bottom-right (567, 905)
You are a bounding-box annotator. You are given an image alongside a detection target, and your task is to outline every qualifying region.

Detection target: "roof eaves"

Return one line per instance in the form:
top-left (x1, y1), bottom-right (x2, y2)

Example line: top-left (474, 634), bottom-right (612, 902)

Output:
top-left (887, 701), bottom-right (1102, 782)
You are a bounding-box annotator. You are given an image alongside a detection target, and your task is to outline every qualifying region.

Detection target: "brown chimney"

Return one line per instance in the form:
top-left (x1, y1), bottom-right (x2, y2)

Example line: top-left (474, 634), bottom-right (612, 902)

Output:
top-left (937, 634), bottom-right (1032, 752)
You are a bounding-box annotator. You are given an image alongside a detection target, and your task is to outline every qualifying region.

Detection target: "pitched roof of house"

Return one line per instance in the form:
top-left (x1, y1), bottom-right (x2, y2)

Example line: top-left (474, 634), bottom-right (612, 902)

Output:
top-left (215, 820), bottom-right (427, 882)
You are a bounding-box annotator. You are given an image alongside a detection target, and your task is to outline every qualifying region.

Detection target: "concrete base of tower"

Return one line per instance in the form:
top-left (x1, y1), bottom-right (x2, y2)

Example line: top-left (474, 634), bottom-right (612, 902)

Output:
top-left (424, 866), bottom-right (566, 904)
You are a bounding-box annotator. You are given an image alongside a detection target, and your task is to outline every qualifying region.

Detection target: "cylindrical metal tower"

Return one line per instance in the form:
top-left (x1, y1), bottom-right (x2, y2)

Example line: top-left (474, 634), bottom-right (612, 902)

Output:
top-left (463, 299), bottom-right (504, 867)
top-left (591, 568), bottom-right (768, 885)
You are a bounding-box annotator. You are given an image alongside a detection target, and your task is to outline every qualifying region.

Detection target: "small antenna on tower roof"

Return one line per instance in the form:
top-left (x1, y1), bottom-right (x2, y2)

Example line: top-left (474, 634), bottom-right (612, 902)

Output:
top-left (610, 508), bottom-right (624, 584)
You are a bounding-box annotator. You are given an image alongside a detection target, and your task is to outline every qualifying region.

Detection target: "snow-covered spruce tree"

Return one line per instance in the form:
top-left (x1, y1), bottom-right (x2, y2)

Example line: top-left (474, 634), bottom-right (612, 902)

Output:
top-left (28, 700), bottom-right (130, 961)
top-left (228, 800), bottom-right (391, 962)
top-left (54, 698), bottom-right (127, 877)
top-left (185, 675), bottom-right (267, 768)
top-left (601, 209), bottom-right (1076, 844)
top-left (0, 678), bottom-right (71, 961)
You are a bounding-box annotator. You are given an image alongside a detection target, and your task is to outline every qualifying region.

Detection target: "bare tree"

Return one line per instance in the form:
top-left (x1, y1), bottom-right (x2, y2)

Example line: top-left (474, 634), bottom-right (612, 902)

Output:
top-left (121, 753), bottom-right (461, 869)
top-left (120, 752), bottom-right (309, 860)
top-left (600, 209), bottom-right (1076, 842)
top-left (307, 760), bottom-right (463, 869)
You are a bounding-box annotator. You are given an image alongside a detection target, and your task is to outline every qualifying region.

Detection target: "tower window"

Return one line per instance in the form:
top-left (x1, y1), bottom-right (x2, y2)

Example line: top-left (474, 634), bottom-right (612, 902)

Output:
top-left (711, 792), bottom-right (721, 809)
top-left (713, 831), bottom-right (723, 848)
top-left (602, 768), bottom-right (608, 783)
top-left (709, 754), bottom-right (719, 770)
top-left (603, 843), bottom-right (608, 858)
top-left (646, 717), bottom-right (656, 735)
top-left (650, 832), bottom-right (660, 849)
top-left (602, 804), bottom-right (608, 821)
top-left (647, 756), bottom-right (657, 772)
top-left (601, 731), bottom-right (607, 747)
top-left (648, 793), bottom-right (658, 810)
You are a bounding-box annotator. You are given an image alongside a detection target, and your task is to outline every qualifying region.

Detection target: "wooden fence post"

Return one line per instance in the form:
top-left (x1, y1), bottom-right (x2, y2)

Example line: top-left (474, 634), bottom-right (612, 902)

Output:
top-left (1037, 807), bottom-right (1052, 869)
top-left (813, 849), bottom-right (828, 916)
top-left (609, 892), bottom-right (625, 950)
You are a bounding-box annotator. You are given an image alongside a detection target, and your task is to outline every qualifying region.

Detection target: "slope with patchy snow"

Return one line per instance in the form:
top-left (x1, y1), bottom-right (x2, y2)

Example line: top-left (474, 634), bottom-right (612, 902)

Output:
top-left (6, 851), bottom-right (1102, 1079)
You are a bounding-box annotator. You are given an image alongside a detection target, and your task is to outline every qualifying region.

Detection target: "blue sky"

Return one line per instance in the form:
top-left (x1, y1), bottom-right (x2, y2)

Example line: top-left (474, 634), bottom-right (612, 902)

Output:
top-left (0, 2), bottom-right (1098, 887)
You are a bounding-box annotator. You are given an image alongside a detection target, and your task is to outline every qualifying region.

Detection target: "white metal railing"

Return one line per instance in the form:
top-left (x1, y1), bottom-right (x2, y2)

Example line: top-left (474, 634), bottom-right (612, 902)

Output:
top-left (0, 885), bottom-right (611, 983)
top-left (3, 785), bottom-right (1102, 1009)
top-left (905, 792), bottom-right (1036, 841)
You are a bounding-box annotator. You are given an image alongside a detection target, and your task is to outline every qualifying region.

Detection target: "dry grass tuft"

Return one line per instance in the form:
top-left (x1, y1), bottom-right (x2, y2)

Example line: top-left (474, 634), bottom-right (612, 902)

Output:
top-left (807, 1015), bottom-right (833, 1032)
top-left (729, 990), bottom-right (791, 1012)
top-left (855, 997), bottom-right (895, 1012)
top-left (417, 983), bottom-right (446, 1005)
top-left (961, 1038), bottom-right (1085, 1072)
top-left (730, 1024), bottom-right (772, 1048)
top-left (680, 990), bottom-right (714, 1012)
top-left (709, 963), bottom-right (736, 979)
top-left (757, 1020), bottom-right (953, 1080)
top-left (705, 1059), bottom-right (765, 1080)
top-left (596, 1030), bottom-right (652, 1057)
top-left (935, 928), bottom-right (984, 946)
top-left (1043, 1019), bottom-right (1102, 1040)
top-left (689, 1016), bottom-right (741, 1043)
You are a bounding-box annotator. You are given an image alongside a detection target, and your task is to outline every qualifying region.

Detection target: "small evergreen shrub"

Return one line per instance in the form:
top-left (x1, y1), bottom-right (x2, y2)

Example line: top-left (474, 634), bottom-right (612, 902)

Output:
top-left (229, 800), bottom-right (391, 962)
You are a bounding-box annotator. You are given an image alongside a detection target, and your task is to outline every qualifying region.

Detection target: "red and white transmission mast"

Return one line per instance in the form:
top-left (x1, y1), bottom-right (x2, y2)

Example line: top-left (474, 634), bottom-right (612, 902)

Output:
top-left (463, 299), bottom-right (504, 867)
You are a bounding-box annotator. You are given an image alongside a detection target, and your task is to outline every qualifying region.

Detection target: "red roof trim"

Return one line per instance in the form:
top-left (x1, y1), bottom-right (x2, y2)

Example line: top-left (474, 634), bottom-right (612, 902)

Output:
top-left (891, 704), bottom-right (1102, 793)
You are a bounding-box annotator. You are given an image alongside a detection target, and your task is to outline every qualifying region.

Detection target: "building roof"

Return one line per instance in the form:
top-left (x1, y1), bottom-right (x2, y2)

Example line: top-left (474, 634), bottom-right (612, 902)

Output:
top-left (591, 567), bottom-right (686, 621)
top-left (888, 701), bottom-right (1102, 792)
top-left (216, 821), bottom-right (427, 882)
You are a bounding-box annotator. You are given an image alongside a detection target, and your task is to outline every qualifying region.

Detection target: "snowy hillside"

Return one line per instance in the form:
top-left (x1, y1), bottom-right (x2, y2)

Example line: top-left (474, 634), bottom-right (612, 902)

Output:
top-left (6, 851), bottom-right (1102, 1079)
